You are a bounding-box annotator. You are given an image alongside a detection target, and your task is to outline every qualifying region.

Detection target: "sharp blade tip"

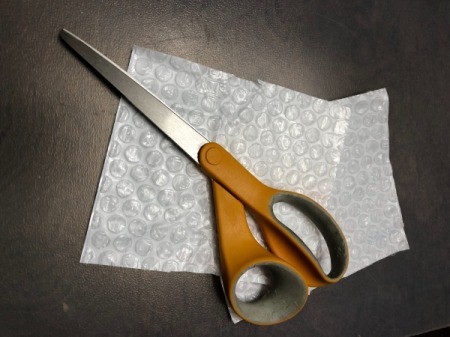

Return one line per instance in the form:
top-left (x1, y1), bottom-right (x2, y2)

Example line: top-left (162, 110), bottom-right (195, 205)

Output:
top-left (59, 28), bottom-right (76, 41)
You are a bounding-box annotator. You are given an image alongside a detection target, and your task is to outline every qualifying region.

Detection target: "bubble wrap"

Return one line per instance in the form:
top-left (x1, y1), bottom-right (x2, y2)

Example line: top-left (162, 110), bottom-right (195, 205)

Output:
top-left (80, 46), bottom-right (409, 318)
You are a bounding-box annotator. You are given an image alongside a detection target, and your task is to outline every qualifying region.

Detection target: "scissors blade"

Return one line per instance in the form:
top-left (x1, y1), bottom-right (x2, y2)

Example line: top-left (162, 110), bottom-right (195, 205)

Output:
top-left (60, 29), bottom-right (208, 163)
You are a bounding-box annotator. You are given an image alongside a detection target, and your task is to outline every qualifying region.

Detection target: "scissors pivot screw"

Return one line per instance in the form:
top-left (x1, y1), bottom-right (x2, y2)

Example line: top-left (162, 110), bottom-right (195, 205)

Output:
top-left (204, 146), bottom-right (223, 165)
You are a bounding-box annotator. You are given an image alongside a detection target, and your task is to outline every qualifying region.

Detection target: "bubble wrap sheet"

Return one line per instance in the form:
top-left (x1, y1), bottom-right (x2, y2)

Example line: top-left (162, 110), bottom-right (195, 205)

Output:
top-left (80, 46), bottom-right (409, 313)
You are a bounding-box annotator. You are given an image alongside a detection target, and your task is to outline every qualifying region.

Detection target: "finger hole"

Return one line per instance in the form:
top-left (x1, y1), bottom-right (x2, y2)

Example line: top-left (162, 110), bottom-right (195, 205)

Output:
top-left (235, 266), bottom-right (271, 302)
top-left (272, 201), bottom-right (331, 274)
top-left (232, 263), bottom-right (307, 325)
top-left (271, 193), bottom-right (348, 280)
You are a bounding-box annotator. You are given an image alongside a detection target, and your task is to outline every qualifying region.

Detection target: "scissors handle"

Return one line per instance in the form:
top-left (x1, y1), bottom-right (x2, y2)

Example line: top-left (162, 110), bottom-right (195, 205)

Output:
top-left (212, 181), bottom-right (308, 325)
top-left (199, 142), bottom-right (348, 287)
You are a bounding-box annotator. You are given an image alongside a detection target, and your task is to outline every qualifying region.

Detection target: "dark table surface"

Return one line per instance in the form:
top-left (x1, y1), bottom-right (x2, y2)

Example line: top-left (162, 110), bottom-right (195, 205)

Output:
top-left (1, 1), bottom-right (449, 336)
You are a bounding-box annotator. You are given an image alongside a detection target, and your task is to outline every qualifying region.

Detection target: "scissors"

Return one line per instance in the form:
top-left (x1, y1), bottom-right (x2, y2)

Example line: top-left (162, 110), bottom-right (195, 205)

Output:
top-left (60, 29), bottom-right (348, 325)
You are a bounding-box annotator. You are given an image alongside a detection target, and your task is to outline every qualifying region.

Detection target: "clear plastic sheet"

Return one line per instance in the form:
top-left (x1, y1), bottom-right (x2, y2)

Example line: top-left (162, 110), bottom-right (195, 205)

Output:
top-left (80, 46), bottom-right (409, 321)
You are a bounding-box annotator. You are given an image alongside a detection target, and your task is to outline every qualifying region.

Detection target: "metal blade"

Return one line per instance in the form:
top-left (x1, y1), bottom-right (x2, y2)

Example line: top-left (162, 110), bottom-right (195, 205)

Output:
top-left (60, 29), bottom-right (208, 163)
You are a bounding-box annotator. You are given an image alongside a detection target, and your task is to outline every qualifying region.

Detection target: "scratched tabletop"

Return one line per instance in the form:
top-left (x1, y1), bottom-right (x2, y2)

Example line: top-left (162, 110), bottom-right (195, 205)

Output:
top-left (0, 1), bottom-right (449, 336)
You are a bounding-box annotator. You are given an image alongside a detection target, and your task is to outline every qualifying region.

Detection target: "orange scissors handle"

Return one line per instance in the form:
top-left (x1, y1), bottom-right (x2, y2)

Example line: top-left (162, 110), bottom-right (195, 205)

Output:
top-left (199, 142), bottom-right (348, 324)
top-left (212, 181), bottom-right (308, 325)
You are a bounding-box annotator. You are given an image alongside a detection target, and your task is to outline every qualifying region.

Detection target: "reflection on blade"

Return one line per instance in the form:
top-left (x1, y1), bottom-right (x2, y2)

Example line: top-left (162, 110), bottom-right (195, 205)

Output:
top-left (60, 29), bottom-right (208, 163)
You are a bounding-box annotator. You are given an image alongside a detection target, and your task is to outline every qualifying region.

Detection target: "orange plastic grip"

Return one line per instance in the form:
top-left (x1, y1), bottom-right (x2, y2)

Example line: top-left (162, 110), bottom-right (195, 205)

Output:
top-left (199, 142), bottom-right (348, 287)
top-left (211, 181), bottom-right (308, 324)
